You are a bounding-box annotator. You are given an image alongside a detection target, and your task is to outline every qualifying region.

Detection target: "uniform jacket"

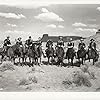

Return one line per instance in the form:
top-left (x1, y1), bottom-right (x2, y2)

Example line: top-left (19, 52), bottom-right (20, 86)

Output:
top-left (57, 40), bottom-right (64, 46)
top-left (89, 42), bottom-right (96, 49)
top-left (46, 40), bottom-right (53, 47)
top-left (78, 42), bottom-right (86, 50)
top-left (4, 39), bottom-right (11, 46)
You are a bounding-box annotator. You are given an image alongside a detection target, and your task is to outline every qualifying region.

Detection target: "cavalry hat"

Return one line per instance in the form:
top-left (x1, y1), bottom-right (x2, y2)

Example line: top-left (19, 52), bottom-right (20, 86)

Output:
top-left (29, 36), bottom-right (31, 38)
top-left (18, 37), bottom-right (22, 40)
top-left (80, 38), bottom-right (84, 41)
top-left (38, 37), bottom-right (41, 40)
top-left (69, 38), bottom-right (72, 41)
top-left (59, 36), bottom-right (63, 39)
top-left (90, 38), bottom-right (95, 41)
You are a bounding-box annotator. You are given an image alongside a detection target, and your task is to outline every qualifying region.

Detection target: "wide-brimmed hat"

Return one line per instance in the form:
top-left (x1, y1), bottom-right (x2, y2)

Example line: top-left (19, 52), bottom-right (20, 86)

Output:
top-left (80, 38), bottom-right (84, 41)
top-left (29, 36), bottom-right (31, 38)
top-left (38, 37), bottom-right (41, 40)
top-left (18, 37), bottom-right (22, 40)
top-left (90, 38), bottom-right (95, 41)
top-left (59, 36), bottom-right (63, 39)
top-left (69, 38), bottom-right (72, 41)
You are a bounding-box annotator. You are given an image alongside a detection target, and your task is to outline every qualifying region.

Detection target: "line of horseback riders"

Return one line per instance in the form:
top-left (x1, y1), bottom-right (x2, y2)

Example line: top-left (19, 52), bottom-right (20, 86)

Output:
top-left (0, 35), bottom-right (99, 66)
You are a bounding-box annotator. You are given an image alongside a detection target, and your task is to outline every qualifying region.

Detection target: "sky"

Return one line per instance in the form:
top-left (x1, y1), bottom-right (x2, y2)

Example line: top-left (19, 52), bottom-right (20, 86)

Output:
top-left (0, 0), bottom-right (100, 41)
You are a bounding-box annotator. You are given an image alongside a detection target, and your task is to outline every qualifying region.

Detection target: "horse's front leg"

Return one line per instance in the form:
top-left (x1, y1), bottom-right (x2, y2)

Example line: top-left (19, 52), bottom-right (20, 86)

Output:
top-left (29, 57), bottom-right (31, 63)
top-left (24, 56), bottom-right (27, 65)
top-left (68, 59), bottom-right (70, 68)
top-left (93, 59), bottom-right (95, 65)
top-left (78, 58), bottom-right (81, 66)
top-left (71, 58), bottom-right (73, 67)
top-left (13, 57), bottom-right (16, 64)
top-left (48, 57), bottom-right (50, 65)
top-left (1, 55), bottom-right (4, 63)
top-left (18, 57), bottom-right (22, 66)
top-left (81, 58), bottom-right (84, 65)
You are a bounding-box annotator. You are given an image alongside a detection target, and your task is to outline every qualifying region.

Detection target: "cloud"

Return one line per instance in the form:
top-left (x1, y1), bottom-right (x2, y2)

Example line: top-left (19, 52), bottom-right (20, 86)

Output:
top-left (7, 23), bottom-right (17, 27)
top-left (75, 28), bottom-right (97, 33)
top-left (88, 19), bottom-right (96, 22)
top-left (73, 28), bottom-right (97, 37)
top-left (41, 8), bottom-right (49, 13)
top-left (88, 24), bottom-right (99, 28)
top-left (34, 8), bottom-right (64, 22)
top-left (97, 7), bottom-right (100, 11)
top-left (47, 24), bottom-right (56, 28)
top-left (0, 12), bottom-right (26, 19)
top-left (58, 25), bottom-right (64, 28)
top-left (0, 0), bottom-right (99, 9)
top-left (72, 22), bottom-right (87, 27)
top-left (47, 24), bottom-right (64, 29)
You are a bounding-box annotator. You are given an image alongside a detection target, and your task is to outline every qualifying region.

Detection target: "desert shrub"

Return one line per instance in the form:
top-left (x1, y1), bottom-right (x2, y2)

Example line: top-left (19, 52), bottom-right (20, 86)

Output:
top-left (19, 78), bottom-right (29, 86)
top-left (62, 70), bottom-right (92, 88)
top-left (19, 76), bottom-right (38, 86)
top-left (80, 64), bottom-right (88, 73)
top-left (62, 79), bottom-right (72, 88)
top-left (0, 61), bottom-right (15, 72)
top-left (95, 61), bottom-right (100, 68)
top-left (72, 71), bottom-right (92, 87)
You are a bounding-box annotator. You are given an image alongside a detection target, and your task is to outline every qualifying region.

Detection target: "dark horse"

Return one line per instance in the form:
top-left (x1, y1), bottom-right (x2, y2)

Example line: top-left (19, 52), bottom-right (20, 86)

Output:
top-left (36, 45), bottom-right (45, 65)
top-left (0, 47), bottom-right (6, 62)
top-left (45, 44), bottom-right (55, 65)
top-left (27, 43), bottom-right (38, 66)
top-left (6, 44), bottom-right (23, 64)
top-left (87, 47), bottom-right (99, 65)
top-left (55, 46), bottom-right (65, 66)
top-left (77, 48), bottom-right (87, 65)
top-left (66, 48), bottom-right (76, 66)
top-left (26, 43), bottom-right (44, 66)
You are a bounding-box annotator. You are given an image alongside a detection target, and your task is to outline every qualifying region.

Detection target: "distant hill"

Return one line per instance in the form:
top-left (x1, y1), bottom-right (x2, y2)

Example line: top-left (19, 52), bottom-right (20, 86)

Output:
top-left (41, 34), bottom-right (84, 42)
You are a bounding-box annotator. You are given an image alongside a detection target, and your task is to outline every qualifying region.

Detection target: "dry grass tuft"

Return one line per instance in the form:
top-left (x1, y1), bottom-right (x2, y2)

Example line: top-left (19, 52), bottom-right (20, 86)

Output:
top-left (19, 76), bottom-right (38, 86)
top-left (0, 61), bottom-right (15, 72)
top-left (62, 70), bottom-right (92, 88)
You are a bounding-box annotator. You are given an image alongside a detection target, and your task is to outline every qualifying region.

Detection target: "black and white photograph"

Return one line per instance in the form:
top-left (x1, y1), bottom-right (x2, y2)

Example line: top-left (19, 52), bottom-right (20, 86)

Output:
top-left (0, 0), bottom-right (100, 93)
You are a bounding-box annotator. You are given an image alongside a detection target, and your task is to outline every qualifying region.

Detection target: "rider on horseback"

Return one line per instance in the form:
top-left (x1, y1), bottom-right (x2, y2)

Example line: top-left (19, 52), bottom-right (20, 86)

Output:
top-left (88, 39), bottom-right (96, 50)
top-left (57, 36), bottom-right (64, 47)
top-left (46, 39), bottom-right (53, 48)
top-left (88, 38), bottom-right (98, 61)
top-left (66, 38), bottom-right (75, 58)
top-left (78, 38), bottom-right (86, 50)
top-left (67, 38), bottom-right (74, 49)
top-left (25, 36), bottom-right (33, 49)
top-left (3, 36), bottom-right (11, 52)
top-left (37, 37), bottom-right (42, 46)
top-left (16, 37), bottom-right (23, 47)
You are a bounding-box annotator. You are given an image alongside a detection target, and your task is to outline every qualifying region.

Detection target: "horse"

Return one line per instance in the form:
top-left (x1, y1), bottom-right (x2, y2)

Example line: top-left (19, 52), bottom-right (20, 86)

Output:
top-left (7, 44), bottom-right (23, 64)
top-left (54, 46), bottom-right (65, 66)
top-left (77, 48), bottom-right (87, 65)
top-left (21, 44), bottom-right (29, 65)
top-left (27, 43), bottom-right (41, 66)
top-left (36, 44), bottom-right (45, 65)
top-left (45, 44), bottom-right (55, 65)
top-left (0, 47), bottom-right (6, 62)
top-left (66, 47), bottom-right (76, 66)
top-left (87, 47), bottom-right (99, 65)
